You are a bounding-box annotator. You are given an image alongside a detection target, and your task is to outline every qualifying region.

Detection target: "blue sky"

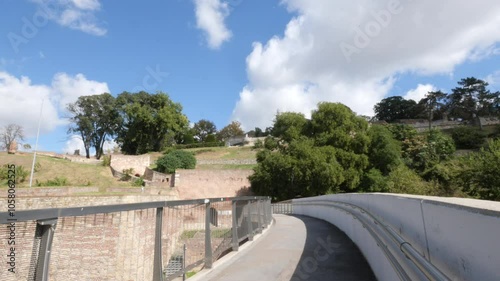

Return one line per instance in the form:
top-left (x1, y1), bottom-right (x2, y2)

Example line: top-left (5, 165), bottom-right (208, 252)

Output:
top-left (1, 0), bottom-right (500, 154)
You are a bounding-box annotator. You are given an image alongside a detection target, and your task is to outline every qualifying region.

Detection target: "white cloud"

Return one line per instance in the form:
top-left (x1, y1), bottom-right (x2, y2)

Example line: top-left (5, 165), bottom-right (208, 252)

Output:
top-left (403, 84), bottom-right (437, 102)
top-left (0, 71), bottom-right (109, 138)
top-left (231, 0), bottom-right (500, 129)
top-left (32, 0), bottom-right (106, 36)
top-left (51, 72), bottom-right (109, 111)
top-left (62, 135), bottom-right (86, 154)
top-left (194, 0), bottom-right (232, 49)
top-left (485, 70), bottom-right (500, 87)
top-left (63, 136), bottom-right (117, 155)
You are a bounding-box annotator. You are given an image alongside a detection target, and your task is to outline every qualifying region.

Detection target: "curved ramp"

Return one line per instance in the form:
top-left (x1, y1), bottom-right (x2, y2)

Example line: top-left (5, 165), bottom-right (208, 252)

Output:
top-left (193, 214), bottom-right (376, 281)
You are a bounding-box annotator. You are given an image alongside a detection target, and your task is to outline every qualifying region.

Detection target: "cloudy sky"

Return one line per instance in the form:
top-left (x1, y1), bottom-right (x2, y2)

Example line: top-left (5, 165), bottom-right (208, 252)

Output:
top-left (1, 0), bottom-right (500, 153)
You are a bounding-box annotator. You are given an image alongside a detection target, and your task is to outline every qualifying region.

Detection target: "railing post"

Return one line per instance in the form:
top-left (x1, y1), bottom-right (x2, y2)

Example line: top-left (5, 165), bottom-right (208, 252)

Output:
top-left (153, 207), bottom-right (164, 281)
top-left (34, 218), bottom-right (57, 281)
top-left (205, 200), bottom-right (213, 268)
top-left (246, 200), bottom-right (254, 241)
top-left (231, 200), bottom-right (239, 251)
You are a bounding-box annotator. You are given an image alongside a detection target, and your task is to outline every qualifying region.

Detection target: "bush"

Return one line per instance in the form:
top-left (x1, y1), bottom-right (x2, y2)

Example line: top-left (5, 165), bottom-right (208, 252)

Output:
top-left (132, 177), bottom-right (145, 187)
top-left (36, 177), bottom-right (69, 186)
top-left (360, 168), bottom-right (389, 192)
top-left (387, 165), bottom-right (433, 195)
top-left (156, 150), bottom-right (197, 173)
top-left (450, 126), bottom-right (486, 149)
top-left (205, 134), bottom-right (217, 143)
top-left (175, 142), bottom-right (225, 149)
top-left (102, 155), bottom-right (111, 167)
top-left (0, 165), bottom-right (29, 184)
top-left (253, 139), bottom-right (264, 149)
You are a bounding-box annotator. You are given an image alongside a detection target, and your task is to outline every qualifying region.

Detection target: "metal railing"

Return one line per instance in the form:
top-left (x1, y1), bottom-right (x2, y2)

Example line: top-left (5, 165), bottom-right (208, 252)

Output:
top-left (0, 196), bottom-right (271, 281)
top-left (293, 199), bottom-right (451, 281)
top-left (272, 202), bottom-right (293, 214)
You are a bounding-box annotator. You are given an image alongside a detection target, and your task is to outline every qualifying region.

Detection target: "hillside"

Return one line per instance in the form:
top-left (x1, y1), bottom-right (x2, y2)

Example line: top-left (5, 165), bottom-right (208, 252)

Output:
top-left (0, 152), bottom-right (131, 189)
top-left (1, 146), bottom-right (259, 189)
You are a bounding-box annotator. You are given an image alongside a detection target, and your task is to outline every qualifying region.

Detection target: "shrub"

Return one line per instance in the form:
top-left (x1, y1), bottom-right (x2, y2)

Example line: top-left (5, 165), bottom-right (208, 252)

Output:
top-left (102, 155), bottom-right (111, 167)
top-left (121, 168), bottom-right (134, 181)
top-left (132, 177), bottom-right (145, 187)
top-left (360, 168), bottom-right (389, 192)
top-left (450, 126), bottom-right (486, 149)
top-left (1, 165), bottom-right (29, 184)
top-left (156, 150), bottom-right (196, 173)
top-left (253, 139), bottom-right (264, 149)
top-left (387, 165), bottom-right (433, 195)
top-left (36, 177), bottom-right (69, 186)
top-left (175, 142), bottom-right (225, 149)
top-left (205, 134), bottom-right (216, 143)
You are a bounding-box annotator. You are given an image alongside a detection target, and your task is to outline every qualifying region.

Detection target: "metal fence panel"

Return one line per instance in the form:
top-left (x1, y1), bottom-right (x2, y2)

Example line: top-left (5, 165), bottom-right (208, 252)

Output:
top-left (0, 197), bottom-right (271, 280)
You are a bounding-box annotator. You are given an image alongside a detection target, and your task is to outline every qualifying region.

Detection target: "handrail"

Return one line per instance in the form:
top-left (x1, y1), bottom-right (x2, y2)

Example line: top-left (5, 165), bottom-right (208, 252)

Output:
top-left (0, 196), bottom-right (272, 281)
top-left (293, 199), bottom-right (451, 281)
top-left (0, 196), bottom-right (269, 223)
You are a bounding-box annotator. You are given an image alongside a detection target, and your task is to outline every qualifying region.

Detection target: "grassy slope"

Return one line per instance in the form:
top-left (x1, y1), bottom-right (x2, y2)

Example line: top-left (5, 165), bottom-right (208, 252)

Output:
top-left (0, 146), bottom-right (258, 189)
top-left (0, 152), bottom-right (131, 188)
top-left (149, 146), bottom-right (258, 170)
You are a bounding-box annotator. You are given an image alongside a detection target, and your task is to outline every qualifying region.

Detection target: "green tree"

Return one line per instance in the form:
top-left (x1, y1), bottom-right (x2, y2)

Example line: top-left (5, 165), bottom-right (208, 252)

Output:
top-left (457, 139), bottom-right (500, 201)
top-left (116, 91), bottom-right (188, 155)
top-left (193, 119), bottom-right (217, 142)
top-left (421, 90), bottom-right (447, 130)
top-left (250, 102), bottom-right (372, 200)
top-left (402, 129), bottom-right (455, 173)
top-left (367, 125), bottom-right (402, 175)
top-left (450, 126), bottom-right (486, 149)
top-left (271, 112), bottom-right (309, 143)
top-left (217, 121), bottom-right (244, 141)
top-left (448, 77), bottom-right (499, 129)
top-left (374, 96), bottom-right (418, 122)
top-left (156, 150), bottom-right (196, 174)
top-left (67, 93), bottom-right (120, 159)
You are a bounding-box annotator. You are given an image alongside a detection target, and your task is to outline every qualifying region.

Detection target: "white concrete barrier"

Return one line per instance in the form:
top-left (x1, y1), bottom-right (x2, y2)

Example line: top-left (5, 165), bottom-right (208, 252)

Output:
top-left (292, 193), bottom-right (500, 281)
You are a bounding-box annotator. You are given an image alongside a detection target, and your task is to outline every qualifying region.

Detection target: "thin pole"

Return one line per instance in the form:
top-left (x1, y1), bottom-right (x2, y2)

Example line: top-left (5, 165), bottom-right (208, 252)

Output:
top-left (29, 99), bottom-right (44, 188)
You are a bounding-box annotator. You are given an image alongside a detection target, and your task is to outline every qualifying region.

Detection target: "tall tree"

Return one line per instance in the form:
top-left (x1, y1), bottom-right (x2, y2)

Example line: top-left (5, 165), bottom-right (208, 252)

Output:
top-left (67, 93), bottom-right (120, 159)
top-left (271, 112), bottom-right (309, 143)
top-left (421, 90), bottom-right (447, 130)
top-left (448, 77), bottom-right (498, 129)
top-left (193, 119), bottom-right (217, 142)
top-left (217, 121), bottom-right (244, 141)
top-left (0, 124), bottom-right (25, 151)
top-left (116, 91), bottom-right (188, 154)
top-left (374, 96), bottom-right (418, 122)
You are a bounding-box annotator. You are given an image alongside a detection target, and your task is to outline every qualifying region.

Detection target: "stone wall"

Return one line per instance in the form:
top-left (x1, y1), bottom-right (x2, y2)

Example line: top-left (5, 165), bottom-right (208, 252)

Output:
top-left (479, 116), bottom-right (500, 126)
top-left (110, 154), bottom-right (150, 176)
top-left (144, 167), bottom-right (173, 186)
top-left (174, 169), bottom-right (253, 199)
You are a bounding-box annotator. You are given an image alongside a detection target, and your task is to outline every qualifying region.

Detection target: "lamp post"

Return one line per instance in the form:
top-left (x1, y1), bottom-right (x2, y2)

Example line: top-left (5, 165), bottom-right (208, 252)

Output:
top-left (29, 98), bottom-right (44, 188)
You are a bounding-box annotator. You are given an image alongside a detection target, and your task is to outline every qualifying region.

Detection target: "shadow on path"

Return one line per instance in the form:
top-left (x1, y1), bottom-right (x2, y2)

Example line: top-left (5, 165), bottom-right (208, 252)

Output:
top-left (289, 215), bottom-right (377, 281)
top-left (192, 214), bottom-right (376, 281)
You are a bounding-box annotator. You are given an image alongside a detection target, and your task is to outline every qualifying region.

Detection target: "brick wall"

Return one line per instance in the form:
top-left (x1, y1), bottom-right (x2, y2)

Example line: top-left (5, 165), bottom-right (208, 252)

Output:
top-left (175, 169), bottom-right (253, 199)
top-left (110, 154), bottom-right (150, 176)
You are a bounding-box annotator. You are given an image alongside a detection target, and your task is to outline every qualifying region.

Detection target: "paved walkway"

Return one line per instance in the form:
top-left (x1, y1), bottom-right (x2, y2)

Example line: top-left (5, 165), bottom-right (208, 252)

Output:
top-left (195, 214), bottom-right (376, 281)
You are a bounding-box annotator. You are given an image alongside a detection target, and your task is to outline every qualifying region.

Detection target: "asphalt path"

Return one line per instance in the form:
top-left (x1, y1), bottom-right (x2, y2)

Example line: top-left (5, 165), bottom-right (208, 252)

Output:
top-left (194, 214), bottom-right (377, 281)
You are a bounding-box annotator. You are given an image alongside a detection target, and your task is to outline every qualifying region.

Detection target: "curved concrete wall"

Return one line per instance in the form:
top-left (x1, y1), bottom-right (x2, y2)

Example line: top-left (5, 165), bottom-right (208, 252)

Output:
top-left (292, 193), bottom-right (500, 281)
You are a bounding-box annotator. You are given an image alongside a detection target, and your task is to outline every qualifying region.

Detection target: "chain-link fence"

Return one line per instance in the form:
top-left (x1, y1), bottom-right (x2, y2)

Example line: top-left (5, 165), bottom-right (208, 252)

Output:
top-left (0, 197), bottom-right (271, 281)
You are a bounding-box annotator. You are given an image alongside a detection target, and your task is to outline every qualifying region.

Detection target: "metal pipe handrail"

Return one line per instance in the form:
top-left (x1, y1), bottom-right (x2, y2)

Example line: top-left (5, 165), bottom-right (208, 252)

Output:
top-left (0, 196), bottom-right (270, 223)
top-left (293, 199), bottom-right (451, 281)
